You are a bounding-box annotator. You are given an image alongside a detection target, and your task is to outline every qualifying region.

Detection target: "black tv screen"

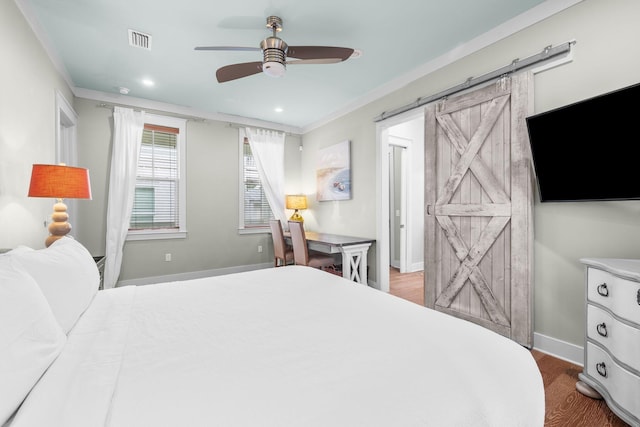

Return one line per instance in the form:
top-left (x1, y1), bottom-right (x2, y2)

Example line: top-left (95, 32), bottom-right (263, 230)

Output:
top-left (526, 82), bottom-right (640, 202)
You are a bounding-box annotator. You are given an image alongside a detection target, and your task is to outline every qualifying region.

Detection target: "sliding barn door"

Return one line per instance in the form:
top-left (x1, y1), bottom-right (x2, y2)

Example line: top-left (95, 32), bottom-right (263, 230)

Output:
top-left (424, 72), bottom-right (533, 347)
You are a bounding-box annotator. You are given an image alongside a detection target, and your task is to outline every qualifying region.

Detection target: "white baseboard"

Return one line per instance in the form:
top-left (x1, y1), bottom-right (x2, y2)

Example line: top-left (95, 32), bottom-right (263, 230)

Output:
top-left (533, 332), bottom-right (583, 366)
top-left (409, 262), bottom-right (424, 272)
top-left (116, 262), bottom-right (273, 287)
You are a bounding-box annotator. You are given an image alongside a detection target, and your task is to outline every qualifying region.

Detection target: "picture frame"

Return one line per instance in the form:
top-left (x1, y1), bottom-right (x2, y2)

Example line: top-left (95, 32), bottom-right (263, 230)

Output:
top-left (316, 140), bottom-right (351, 201)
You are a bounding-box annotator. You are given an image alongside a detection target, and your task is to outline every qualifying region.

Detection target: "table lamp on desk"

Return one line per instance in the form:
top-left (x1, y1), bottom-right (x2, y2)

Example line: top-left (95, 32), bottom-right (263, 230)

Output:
top-left (286, 194), bottom-right (307, 223)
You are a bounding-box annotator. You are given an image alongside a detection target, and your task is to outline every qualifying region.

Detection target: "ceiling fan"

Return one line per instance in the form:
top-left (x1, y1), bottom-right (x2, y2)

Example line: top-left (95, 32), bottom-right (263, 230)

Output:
top-left (195, 16), bottom-right (355, 83)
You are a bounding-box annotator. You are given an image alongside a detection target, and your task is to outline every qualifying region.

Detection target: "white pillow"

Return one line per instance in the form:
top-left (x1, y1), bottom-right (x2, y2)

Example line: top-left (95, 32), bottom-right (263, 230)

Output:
top-left (0, 246), bottom-right (34, 257)
top-left (0, 257), bottom-right (66, 425)
top-left (11, 237), bottom-right (99, 333)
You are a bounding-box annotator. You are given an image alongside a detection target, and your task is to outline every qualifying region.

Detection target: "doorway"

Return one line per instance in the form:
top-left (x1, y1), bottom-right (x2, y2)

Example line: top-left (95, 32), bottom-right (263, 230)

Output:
top-left (389, 141), bottom-right (408, 273)
top-left (376, 109), bottom-right (424, 300)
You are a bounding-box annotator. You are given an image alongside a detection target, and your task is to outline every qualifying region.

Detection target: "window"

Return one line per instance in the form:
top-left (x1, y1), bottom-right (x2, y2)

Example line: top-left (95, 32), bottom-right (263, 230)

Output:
top-left (238, 131), bottom-right (273, 233)
top-left (128, 114), bottom-right (187, 240)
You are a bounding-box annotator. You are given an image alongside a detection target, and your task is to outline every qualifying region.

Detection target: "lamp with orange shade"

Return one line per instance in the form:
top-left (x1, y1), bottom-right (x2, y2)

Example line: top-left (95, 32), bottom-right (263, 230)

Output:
top-left (28, 164), bottom-right (92, 247)
top-left (286, 194), bottom-right (307, 223)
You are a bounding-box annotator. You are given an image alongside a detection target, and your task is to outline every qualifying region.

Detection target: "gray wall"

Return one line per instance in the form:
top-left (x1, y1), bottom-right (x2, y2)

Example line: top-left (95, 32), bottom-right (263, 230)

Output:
top-left (73, 98), bottom-right (302, 281)
top-left (302, 0), bottom-right (640, 347)
top-left (0, 0), bottom-right (75, 250)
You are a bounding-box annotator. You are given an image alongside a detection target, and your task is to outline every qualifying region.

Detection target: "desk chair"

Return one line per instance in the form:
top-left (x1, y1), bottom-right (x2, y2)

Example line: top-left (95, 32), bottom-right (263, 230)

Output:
top-left (269, 219), bottom-right (294, 267)
top-left (288, 220), bottom-right (336, 270)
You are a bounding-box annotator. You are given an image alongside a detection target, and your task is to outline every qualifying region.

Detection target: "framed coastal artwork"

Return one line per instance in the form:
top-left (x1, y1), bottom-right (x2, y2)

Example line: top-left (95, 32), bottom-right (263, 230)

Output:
top-left (316, 140), bottom-right (351, 201)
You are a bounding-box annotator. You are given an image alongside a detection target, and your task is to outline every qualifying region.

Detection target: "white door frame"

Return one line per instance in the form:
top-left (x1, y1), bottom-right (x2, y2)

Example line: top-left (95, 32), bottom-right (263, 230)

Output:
top-left (375, 108), bottom-right (423, 293)
top-left (55, 90), bottom-right (79, 236)
top-left (388, 138), bottom-right (409, 273)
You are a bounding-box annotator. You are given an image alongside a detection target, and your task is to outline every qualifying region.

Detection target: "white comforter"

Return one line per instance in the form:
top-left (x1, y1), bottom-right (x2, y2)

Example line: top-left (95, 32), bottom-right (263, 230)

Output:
top-left (12, 266), bottom-right (544, 426)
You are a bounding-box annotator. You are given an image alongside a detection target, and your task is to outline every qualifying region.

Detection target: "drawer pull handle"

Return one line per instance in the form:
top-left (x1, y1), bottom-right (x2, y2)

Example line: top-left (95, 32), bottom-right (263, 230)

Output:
top-left (596, 322), bottom-right (608, 337)
top-left (596, 362), bottom-right (607, 378)
top-left (597, 283), bottom-right (609, 297)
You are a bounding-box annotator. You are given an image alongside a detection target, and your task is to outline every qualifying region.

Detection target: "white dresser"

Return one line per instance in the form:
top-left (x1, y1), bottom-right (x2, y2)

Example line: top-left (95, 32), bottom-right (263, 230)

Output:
top-left (577, 258), bottom-right (640, 426)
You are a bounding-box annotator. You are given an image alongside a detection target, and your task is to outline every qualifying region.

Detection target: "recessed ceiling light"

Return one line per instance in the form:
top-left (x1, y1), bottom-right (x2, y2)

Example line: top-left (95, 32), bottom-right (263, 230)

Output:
top-left (119, 87), bottom-right (130, 95)
top-left (142, 79), bottom-right (155, 87)
top-left (274, 107), bottom-right (283, 113)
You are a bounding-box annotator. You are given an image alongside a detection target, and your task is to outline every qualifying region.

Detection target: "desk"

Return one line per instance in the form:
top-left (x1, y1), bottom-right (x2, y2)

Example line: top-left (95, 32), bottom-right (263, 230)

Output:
top-left (285, 231), bottom-right (375, 284)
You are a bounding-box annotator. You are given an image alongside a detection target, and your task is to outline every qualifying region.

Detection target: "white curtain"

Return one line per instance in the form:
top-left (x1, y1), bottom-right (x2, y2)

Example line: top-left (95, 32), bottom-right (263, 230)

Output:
top-left (245, 127), bottom-right (287, 225)
top-left (103, 107), bottom-right (145, 289)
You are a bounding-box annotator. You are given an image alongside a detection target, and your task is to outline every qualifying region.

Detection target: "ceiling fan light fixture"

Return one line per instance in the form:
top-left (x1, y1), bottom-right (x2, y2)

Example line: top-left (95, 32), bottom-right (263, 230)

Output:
top-left (261, 39), bottom-right (287, 78)
top-left (263, 61), bottom-right (286, 77)
top-left (197, 15), bottom-right (354, 83)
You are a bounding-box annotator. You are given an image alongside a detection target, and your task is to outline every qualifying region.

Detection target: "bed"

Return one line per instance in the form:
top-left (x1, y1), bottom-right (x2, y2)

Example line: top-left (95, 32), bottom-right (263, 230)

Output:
top-left (1, 237), bottom-right (544, 426)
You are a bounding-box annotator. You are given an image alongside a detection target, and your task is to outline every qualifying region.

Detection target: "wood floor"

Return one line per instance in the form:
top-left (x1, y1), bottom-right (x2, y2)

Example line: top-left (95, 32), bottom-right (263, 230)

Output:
top-left (388, 267), bottom-right (630, 427)
top-left (389, 267), bottom-right (424, 305)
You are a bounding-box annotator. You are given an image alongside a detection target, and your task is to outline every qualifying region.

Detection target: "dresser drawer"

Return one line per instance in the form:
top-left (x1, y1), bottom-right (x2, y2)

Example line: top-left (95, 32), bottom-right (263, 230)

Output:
top-left (587, 304), bottom-right (640, 372)
top-left (586, 342), bottom-right (640, 420)
top-left (587, 267), bottom-right (640, 324)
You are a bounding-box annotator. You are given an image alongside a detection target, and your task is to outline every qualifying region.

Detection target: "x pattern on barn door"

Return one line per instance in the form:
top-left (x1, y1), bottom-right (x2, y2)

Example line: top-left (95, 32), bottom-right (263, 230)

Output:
top-left (425, 72), bottom-right (533, 346)
top-left (434, 94), bottom-right (511, 327)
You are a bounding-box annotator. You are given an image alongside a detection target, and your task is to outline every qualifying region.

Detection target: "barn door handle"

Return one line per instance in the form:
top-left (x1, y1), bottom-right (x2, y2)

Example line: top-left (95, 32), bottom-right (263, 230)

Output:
top-left (596, 362), bottom-right (607, 378)
top-left (597, 283), bottom-right (609, 297)
top-left (596, 323), bottom-right (608, 337)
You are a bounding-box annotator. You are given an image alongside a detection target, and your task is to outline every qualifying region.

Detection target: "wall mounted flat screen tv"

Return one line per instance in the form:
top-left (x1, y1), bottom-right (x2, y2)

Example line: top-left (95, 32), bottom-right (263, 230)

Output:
top-left (526, 82), bottom-right (640, 202)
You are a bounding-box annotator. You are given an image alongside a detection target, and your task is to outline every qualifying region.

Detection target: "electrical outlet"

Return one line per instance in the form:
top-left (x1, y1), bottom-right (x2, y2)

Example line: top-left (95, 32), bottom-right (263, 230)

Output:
top-left (257, 245), bottom-right (263, 253)
top-left (165, 253), bottom-right (172, 262)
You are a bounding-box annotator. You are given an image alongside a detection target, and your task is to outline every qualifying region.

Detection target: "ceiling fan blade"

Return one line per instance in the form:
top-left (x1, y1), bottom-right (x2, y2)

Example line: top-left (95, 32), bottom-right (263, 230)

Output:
top-left (216, 61), bottom-right (263, 83)
top-left (195, 46), bottom-right (261, 52)
top-left (286, 58), bottom-right (343, 65)
top-left (287, 46), bottom-right (354, 61)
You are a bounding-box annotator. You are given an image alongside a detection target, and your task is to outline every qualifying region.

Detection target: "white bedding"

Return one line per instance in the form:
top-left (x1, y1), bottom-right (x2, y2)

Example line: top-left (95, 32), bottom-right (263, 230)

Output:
top-left (11, 266), bottom-right (544, 427)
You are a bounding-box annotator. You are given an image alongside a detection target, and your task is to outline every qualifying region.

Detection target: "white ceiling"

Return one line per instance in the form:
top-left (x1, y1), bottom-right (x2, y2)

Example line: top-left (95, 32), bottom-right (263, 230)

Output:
top-left (17, 0), bottom-right (573, 132)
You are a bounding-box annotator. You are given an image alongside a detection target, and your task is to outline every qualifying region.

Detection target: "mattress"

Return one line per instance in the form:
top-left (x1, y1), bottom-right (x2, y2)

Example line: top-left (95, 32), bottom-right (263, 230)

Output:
top-left (10, 266), bottom-right (544, 426)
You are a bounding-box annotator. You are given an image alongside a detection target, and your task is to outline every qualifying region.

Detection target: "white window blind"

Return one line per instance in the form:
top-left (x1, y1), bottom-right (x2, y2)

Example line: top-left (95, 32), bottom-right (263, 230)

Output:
top-left (130, 124), bottom-right (180, 230)
top-left (242, 138), bottom-right (273, 228)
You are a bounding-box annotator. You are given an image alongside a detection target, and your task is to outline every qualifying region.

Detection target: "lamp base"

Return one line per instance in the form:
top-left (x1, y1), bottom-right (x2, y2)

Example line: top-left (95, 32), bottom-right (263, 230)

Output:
top-left (289, 210), bottom-right (304, 223)
top-left (46, 200), bottom-right (71, 247)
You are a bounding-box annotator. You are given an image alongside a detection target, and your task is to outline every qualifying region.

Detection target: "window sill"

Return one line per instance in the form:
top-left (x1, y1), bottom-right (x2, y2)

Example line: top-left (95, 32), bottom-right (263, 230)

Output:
top-left (238, 227), bottom-right (270, 235)
top-left (126, 230), bottom-right (187, 241)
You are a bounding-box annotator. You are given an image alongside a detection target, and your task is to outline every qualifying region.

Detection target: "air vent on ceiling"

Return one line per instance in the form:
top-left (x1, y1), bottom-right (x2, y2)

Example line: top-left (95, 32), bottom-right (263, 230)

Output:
top-left (128, 29), bottom-right (152, 50)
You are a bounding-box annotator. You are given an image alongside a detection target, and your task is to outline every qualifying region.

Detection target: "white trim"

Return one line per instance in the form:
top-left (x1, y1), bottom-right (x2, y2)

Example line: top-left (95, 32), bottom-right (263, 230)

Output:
top-left (409, 261), bottom-right (424, 273)
top-left (54, 90), bottom-right (80, 238)
top-left (531, 42), bottom-right (575, 74)
top-left (376, 108), bottom-right (425, 293)
top-left (116, 263), bottom-right (273, 287)
top-left (237, 129), bottom-right (246, 231)
top-left (126, 113), bottom-right (188, 241)
top-left (388, 136), bottom-right (411, 274)
top-left (533, 332), bottom-right (583, 366)
top-left (74, 88), bottom-right (303, 135)
top-left (55, 90), bottom-right (78, 164)
top-left (238, 227), bottom-right (270, 235)
top-left (126, 230), bottom-right (187, 241)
